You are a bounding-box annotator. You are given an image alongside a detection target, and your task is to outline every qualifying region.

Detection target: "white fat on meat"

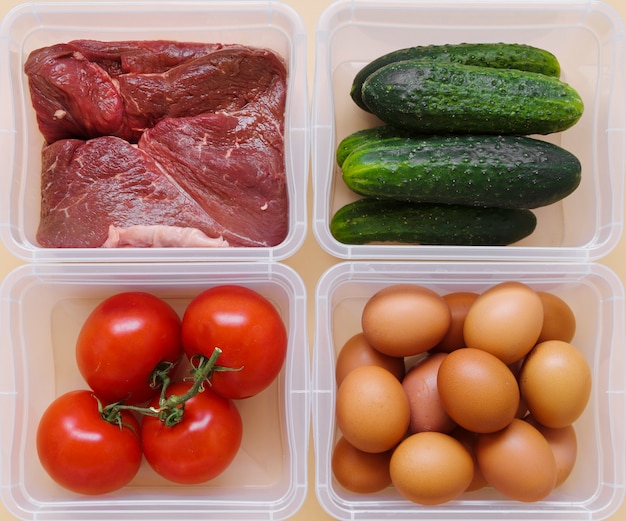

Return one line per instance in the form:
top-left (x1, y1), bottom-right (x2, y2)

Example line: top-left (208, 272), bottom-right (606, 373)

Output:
top-left (101, 225), bottom-right (229, 248)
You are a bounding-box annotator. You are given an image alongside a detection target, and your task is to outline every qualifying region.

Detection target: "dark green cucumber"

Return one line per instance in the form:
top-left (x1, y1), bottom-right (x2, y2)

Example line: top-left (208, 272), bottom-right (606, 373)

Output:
top-left (336, 125), bottom-right (412, 167)
top-left (351, 42), bottom-right (561, 111)
top-left (330, 198), bottom-right (536, 246)
top-left (341, 135), bottom-right (581, 209)
top-left (360, 60), bottom-right (584, 135)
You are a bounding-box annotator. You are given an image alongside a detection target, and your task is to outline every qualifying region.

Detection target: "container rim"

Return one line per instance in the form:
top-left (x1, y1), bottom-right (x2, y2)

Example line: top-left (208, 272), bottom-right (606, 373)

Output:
top-left (311, 0), bottom-right (626, 262)
top-left (0, 0), bottom-right (309, 263)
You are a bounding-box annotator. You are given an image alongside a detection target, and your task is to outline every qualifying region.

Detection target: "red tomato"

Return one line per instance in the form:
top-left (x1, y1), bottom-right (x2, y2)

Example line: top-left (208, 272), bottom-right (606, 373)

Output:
top-left (36, 390), bottom-right (142, 495)
top-left (181, 285), bottom-right (288, 399)
top-left (76, 292), bottom-right (183, 405)
top-left (141, 381), bottom-right (243, 484)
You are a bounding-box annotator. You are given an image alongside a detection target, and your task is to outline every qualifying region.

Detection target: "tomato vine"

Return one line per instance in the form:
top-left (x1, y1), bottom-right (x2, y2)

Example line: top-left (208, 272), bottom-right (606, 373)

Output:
top-left (100, 347), bottom-right (241, 428)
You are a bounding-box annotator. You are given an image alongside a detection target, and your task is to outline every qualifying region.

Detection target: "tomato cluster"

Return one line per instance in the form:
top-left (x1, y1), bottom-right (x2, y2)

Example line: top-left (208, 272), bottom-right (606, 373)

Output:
top-left (36, 285), bottom-right (288, 495)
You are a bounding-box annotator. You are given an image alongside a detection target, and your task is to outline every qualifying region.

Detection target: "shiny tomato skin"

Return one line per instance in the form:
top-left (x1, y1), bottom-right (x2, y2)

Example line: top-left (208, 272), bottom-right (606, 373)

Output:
top-left (141, 382), bottom-right (243, 484)
top-left (181, 285), bottom-right (288, 399)
top-left (36, 390), bottom-right (142, 495)
top-left (76, 292), bottom-right (183, 405)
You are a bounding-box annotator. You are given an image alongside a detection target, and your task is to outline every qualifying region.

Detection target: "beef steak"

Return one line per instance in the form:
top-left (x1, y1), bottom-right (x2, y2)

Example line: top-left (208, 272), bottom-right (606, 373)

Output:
top-left (25, 41), bottom-right (287, 144)
top-left (27, 40), bottom-right (289, 248)
top-left (138, 105), bottom-right (288, 248)
top-left (36, 136), bottom-right (230, 248)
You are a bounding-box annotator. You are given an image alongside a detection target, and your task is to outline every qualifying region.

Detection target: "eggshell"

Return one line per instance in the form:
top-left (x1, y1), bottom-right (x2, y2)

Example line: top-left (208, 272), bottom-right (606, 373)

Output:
top-left (390, 431), bottom-right (474, 505)
top-left (476, 418), bottom-right (557, 502)
top-left (336, 365), bottom-right (410, 453)
top-left (536, 291), bottom-right (577, 343)
top-left (435, 292), bottom-right (479, 353)
top-left (361, 284), bottom-right (451, 357)
top-left (335, 332), bottom-right (405, 387)
top-left (525, 416), bottom-right (577, 487)
top-left (508, 359), bottom-right (529, 418)
top-left (402, 353), bottom-right (456, 434)
top-left (331, 436), bottom-right (393, 494)
top-left (450, 427), bottom-right (488, 492)
top-left (519, 340), bottom-right (591, 429)
top-left (437, 348), bottom-right (520, 433)
top-left (463, 281), bottom-right (544, 365)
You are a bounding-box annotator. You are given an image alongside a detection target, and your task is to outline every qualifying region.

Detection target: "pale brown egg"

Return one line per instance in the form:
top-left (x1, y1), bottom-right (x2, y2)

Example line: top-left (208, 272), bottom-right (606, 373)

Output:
top-left (390, 431), bottom-right (474, 505)
top-left (336, 365), bottom-right (410, 453)
top-left (463, 281), bottom-right (544, 365)
top-left (450, 427), bottom-right (488, 492)
top-left (476, 418), bottom-right (557, 502)
top-left (335, 332), bottom-right (406, 387)
top-left (519, 340), bottom-right (591, 429)
top-left (525, 415), bottom-right (577, 487)
top-left (361, 284), bottom-right (451, 357)
top-left (435, 292), bottom-right (479, 353)
top-left (331, 436), bottom-right (393, 494)
top-left (437, 348), bottom-right (520, 433)
top-left (536, 291), bottom-right (577, 343)
top-left (402, 353), bottom-right (456, 434)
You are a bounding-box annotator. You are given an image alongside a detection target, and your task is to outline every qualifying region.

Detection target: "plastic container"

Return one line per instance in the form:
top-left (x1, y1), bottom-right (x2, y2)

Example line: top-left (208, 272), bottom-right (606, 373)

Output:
top-left (312, 0), bottom-right (626, 261)
top-left (313, 261), bottom-right (626, 520)
top-left (0, 1), bottom-right (308, 262)
top-left (0, 261), bottom-right (309, 521)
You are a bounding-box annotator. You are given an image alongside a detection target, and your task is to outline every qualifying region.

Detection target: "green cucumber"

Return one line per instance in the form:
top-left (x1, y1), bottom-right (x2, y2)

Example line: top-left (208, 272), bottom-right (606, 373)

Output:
top-left (330, 198), bottom-right (536, 246)
top-left (340, 135), bottom-right (581, 209)
top-left (360, 60), bottom-right (584, 135)
top-left (351, 42), bottom-right (561, 111)
top-left (336, 125), bottom-right (411, 167)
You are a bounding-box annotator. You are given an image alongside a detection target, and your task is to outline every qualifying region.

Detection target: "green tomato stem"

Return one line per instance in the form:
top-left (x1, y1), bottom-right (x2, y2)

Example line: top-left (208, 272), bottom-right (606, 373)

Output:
top-left (99, 347), bottom-right (238, 428)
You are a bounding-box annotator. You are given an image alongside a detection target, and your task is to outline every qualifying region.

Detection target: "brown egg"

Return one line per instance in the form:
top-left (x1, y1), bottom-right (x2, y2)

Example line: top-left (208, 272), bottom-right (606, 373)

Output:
top-left (361, 284), bottom-right (451, 357)
top-left (508, 359), bottom-right (529, 418)
top-left (335, 332), bottom-right (405, 387)
top-left (525, 415), bottom-right (577, 487)
top-left (519, 340), bottom-right (591, 429)
top-left (515, 394), bottom-right (529, 419)
top-left (450, 427), bottom-right (488, 492)
top-left (390, 431), bottom-right (474, 505)
top-left (463, 281), bottom-right (544, 365)
top-left (331, 436), bottom-right (393, 494)
top-left (437, 348), bottom-right (520, 433)
top-left (476, 418), bottom-right (557, 502)
top-left (537, 291), bottom-right (577, 343)
top-left (402, 353), bottom-right (456, 434)
top-left (336, 365), bottom-right (410, 453)
top-left (435, 292), bottom-right (479, 353)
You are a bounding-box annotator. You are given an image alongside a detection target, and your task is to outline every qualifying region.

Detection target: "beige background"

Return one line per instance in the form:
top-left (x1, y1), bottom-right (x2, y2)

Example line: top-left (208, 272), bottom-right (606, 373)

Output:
top-left (1, 0), bottom-right (625, 520)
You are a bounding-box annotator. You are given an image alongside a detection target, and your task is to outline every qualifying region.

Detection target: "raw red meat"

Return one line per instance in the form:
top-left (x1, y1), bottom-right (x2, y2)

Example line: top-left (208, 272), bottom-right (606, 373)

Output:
top-left (65, 39), bottom-right (228, 75)
top-left (25, 40), bottom-right (287, 144)
top-left (118, 45), bottom-right (287, 135)
top-left (36, 137), bottom-right (232, 248)
top-left (26, 40), bottom-right (289, 248)
top-left (138, 105), bottom-right (288, 248)
top-left (24, 43), bottom-right (134, 143)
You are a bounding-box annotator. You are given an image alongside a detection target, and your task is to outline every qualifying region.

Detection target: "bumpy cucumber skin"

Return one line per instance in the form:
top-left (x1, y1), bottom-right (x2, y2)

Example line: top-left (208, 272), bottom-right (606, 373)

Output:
top-left (341, 135), bottom-right (581, 209)
top-left (336, 126), bottom-right (413, 167)
top-left (360, 60), bottom-right (584, 135)
top-left (351, 42), bottom-right (561, 111)
top-left (330, 198), bottom-right (537, 246)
